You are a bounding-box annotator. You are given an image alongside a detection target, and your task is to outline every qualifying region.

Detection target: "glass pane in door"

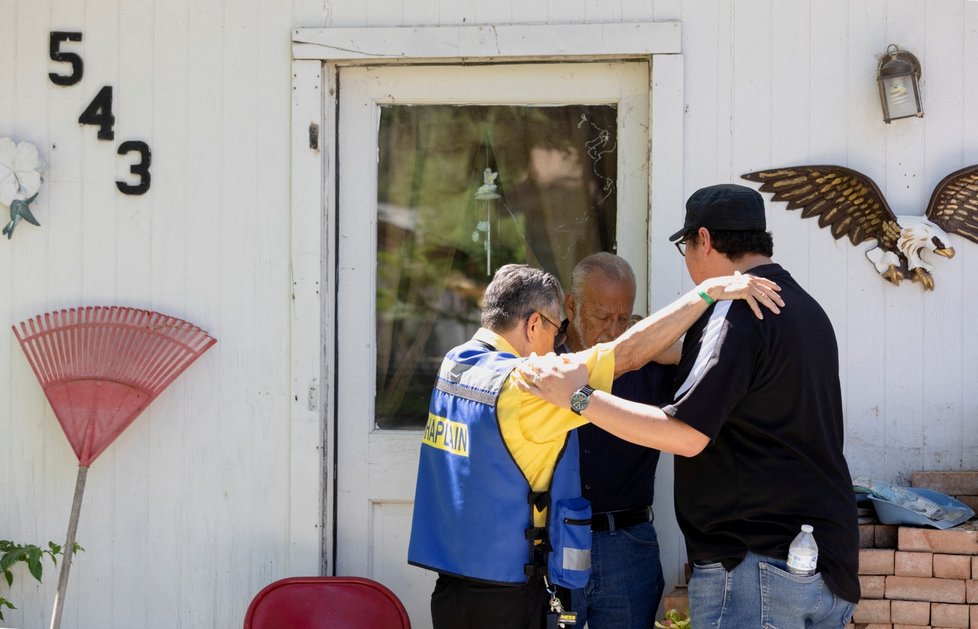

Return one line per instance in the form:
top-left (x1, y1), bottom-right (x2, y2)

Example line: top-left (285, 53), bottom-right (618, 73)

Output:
top-left (376, 105), bottom-right (618, 429)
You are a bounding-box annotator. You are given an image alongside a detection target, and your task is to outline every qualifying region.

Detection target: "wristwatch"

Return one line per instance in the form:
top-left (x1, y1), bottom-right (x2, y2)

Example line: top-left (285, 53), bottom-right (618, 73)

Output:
top-left (570, 385), bottom-right (595, 415)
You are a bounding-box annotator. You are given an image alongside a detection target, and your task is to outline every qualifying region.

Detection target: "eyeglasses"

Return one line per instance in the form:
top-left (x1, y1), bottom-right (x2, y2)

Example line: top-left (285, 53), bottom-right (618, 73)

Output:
top-left (674, 237), bottom-right (688, 257)
top-left (535, 312), bottom-right (568, 348)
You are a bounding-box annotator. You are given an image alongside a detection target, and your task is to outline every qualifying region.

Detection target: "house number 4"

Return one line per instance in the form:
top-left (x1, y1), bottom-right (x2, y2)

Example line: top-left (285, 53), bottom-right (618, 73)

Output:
top-left (49, 31), bottom-right (152, 195)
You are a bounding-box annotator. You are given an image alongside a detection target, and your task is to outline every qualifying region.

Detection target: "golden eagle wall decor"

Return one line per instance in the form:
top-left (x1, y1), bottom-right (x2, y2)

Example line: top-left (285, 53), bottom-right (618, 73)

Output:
top-left (742, 165), bottom-right (978, 290)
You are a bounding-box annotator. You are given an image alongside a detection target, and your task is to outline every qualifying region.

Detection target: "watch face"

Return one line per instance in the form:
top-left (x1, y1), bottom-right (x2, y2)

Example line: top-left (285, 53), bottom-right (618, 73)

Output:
top-left (570, 390), bottom-right (590, 413)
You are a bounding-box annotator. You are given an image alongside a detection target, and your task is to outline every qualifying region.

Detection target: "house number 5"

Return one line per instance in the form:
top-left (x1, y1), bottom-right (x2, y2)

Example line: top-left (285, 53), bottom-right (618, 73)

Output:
top-left (48, 31), bottom-right (152, 195)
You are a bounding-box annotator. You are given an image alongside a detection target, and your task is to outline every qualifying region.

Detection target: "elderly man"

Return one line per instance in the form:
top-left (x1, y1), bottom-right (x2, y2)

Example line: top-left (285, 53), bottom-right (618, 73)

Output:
top-left (558, 252), bottom-right (675, 629)
top-left (518, 184), bottom-right (859, 628)
top-left (408, 262), bottom-right (781, 629)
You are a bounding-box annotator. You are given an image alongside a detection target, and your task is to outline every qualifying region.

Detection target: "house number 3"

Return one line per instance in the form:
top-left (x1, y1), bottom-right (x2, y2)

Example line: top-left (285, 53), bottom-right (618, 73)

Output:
top-left (48, 31), bottom-right (152, 195)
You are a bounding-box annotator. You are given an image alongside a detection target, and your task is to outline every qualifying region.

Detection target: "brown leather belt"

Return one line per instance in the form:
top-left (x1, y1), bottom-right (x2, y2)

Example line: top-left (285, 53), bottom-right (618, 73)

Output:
top-left (590, 505), bottom-right (652, 531)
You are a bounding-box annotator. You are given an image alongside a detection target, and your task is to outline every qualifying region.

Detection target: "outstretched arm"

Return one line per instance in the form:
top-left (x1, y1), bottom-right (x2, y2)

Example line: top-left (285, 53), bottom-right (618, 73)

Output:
top-left (610, 273), bottom-right (782, 377)
top-left (515, 354), bottom-right (709, 456)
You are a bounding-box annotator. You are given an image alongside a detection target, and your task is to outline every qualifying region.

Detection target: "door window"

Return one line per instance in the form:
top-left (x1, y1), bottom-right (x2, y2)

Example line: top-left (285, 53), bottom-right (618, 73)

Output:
top-left (376, 104), bottom-right (619, 428)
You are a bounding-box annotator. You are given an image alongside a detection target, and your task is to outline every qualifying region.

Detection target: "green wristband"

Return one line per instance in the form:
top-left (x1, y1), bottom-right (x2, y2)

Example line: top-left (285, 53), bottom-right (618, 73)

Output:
top-left (697, 289), bottom-right (716, 306)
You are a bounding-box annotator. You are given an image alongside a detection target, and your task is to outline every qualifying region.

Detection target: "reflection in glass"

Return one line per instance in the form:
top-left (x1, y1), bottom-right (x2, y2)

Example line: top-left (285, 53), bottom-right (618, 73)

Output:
top-left (376, 105), bottom-right (618, 428)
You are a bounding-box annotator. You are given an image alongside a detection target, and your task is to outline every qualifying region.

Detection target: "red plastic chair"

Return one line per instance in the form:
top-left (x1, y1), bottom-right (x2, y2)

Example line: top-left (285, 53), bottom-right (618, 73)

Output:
top-left (243, 576), bottom-right (412, 629)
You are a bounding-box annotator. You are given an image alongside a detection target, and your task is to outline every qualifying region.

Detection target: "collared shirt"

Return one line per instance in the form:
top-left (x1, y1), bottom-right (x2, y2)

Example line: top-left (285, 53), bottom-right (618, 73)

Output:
top-left (472, 328), bottom-right (615, 527)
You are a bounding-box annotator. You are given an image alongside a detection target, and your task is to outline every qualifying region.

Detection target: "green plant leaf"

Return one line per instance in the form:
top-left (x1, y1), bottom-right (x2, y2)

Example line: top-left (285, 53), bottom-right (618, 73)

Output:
top-left (0, 548), bottom-right (26, 572)
top-left (27, 548), bottom-right (43, 582)
top-left (3, 570), bottom-right (11, 587)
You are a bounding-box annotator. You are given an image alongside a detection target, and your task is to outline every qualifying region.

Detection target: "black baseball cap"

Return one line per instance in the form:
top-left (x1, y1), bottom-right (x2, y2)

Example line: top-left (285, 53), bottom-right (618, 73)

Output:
top-left (668, 184), bottom-right (767, 241)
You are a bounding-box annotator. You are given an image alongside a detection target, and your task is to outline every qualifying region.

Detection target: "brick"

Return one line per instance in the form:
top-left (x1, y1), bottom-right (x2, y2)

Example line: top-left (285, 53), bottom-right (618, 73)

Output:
top-left (852, 598), bottom-right (890, 623)
top-left (933, 554), bottom-right (971, 579)
top-left (861, 549), bottom-right (896, 575)
top-left (972, 556), bottom-right (978, 578)
top-left (895, 551), bottom-right (933, 577)
top-left (972, 604), bottom-right (978, 628)
top-left (661, 587), bottom-right (688, 614)
top-left (898, 523), bottom-right (978, 555)
top-left (875, 524), bottom-right (898, 549)
top-left (860, 523), bottom-right (877, 548)
top-left (912, 470), bottom-right (978, 495)
top-left (885, 576), bottom-right (966, 603)
top-left (860, 574), bottom-right (887, 598)
top-left (931, 602), bottom-right (970, 627)
top-left (890, 599), bottom-right (930, 625)
top-left (967, 579), bottom-right (978, 603)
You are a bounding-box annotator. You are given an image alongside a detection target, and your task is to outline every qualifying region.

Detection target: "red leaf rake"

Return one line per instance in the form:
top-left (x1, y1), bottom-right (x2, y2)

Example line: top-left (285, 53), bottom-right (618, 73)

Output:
top-left (12, 307), bottom-right (216, 629)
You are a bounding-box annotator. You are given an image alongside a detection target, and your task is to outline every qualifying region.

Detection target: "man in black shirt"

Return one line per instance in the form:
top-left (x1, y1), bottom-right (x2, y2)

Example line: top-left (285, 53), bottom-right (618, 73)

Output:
top-left (559, 253), bottom-right (676, 629)
top-left (520, 184), bottom-right (859, 628)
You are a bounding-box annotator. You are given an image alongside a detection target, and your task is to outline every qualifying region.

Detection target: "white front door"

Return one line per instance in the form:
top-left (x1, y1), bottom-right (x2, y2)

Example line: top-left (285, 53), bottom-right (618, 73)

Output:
top-left (335, 61), bottom-right (650, 628)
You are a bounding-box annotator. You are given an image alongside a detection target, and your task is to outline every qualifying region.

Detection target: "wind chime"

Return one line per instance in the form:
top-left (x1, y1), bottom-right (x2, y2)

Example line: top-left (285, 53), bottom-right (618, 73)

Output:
top-left (473, 140), bottom-right (501, 277)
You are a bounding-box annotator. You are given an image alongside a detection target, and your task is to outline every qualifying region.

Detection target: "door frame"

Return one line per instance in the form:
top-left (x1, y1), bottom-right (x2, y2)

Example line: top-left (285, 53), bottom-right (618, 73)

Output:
top-left (288, 20), bottom-right (686, 581)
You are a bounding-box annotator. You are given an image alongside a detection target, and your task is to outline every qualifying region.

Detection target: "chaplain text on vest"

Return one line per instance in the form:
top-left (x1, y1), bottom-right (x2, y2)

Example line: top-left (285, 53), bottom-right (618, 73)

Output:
top-left (422, 414), bottom-right (469, 456)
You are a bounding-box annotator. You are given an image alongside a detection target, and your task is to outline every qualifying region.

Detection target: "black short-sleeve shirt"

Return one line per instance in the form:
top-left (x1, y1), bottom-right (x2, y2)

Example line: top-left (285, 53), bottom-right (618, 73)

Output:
top-left (662, 263), bottom-right (860, 603)
top-left (577, 361), bottom-right (676, 513)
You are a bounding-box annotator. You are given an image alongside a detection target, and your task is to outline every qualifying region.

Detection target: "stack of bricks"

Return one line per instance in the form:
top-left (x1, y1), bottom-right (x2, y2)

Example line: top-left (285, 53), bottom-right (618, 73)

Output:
top-left (850, 471), bottom-right (978, 628)
top-left (659, 471), bottom-right (978, 628)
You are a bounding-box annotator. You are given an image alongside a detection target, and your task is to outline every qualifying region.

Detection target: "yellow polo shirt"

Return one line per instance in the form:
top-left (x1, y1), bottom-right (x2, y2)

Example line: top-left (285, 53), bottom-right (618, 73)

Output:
top-left (471, 328), bottom-right (615, 527)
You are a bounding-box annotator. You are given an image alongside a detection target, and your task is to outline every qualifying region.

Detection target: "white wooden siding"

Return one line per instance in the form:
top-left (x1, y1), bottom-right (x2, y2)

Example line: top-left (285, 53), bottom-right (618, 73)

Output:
top-left (2, 0), bottom-right (978, 627)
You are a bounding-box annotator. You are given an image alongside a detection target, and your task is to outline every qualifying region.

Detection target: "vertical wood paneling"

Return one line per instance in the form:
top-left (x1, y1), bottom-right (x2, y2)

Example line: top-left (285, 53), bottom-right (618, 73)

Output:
top-left (712, 0), bottom-right (734, 190)
top-left (515, 0), bottom-right (549, 24)
top-left (843, 0), bottom-right (888, 478)
top-left (961, 2), bottom-right (978, 468)
top-left (217, 0), bottom-right (261, 624)
top-left (650, 0), bottom-right (679, 22)
top-left (10, 3), bottom-right (56, 626)
top-left (110, 3), bottom-right (156, 624)
top-left (366, 0), bottom-right (405, 26)
top-left (682, 0), bottom-right (720, 192)
top-left (920, 1), bottom-right (965, 471)
top-left (622, 0), bottom-right (654, 22)
top-left (880, 0), bottom-right (927, 484)
top-left (475, 0), bottom-right (513, 25)
top-left (180, 0), bottom-right (226, 623)
top-left (435, 0), bottom-right (476, 25)
top-left (768, 0), bottom-right (812, 290)
top-left (805, 0), bottom-right (850, 386)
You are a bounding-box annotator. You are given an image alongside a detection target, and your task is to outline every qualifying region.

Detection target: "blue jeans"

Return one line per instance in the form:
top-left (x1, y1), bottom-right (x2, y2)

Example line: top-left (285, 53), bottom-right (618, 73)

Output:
top-left (688, 551), bottom-right (855, 629)
top-left (569, 520), bottom-right (664, 629)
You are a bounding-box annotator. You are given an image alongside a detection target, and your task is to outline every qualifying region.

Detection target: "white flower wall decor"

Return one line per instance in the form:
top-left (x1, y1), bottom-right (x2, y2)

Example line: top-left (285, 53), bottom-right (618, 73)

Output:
top-left (0, 137), bottom-right (45, 239)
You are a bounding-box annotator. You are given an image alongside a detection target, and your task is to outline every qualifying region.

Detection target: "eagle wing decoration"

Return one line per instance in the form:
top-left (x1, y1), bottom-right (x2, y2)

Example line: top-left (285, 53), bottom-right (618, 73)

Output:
top-left (925, 164), bottom-right (978, 244)
top-left (741, 165), bottom-right (902, 251)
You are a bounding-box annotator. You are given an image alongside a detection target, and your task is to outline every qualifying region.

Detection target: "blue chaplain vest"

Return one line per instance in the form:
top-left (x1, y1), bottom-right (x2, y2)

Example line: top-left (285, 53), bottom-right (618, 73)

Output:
top-left (407, 339), bottom-right (589, 586)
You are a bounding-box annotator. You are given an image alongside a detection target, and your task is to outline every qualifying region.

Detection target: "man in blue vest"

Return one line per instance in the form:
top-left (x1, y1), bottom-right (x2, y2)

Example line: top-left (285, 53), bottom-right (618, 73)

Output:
top-left (408, 262), bottom-right (782, 629)
top-left (560, 253), bottom-right (676, 629)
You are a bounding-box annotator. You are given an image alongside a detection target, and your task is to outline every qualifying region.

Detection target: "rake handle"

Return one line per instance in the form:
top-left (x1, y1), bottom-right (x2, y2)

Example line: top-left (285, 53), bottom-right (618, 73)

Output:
top-left (49, 465), bottom-right (87, 629)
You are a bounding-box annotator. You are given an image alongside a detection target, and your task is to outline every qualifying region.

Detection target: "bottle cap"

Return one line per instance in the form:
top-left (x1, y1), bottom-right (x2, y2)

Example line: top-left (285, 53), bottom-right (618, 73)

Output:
top-left (801, 524), bottom-right (813, 533)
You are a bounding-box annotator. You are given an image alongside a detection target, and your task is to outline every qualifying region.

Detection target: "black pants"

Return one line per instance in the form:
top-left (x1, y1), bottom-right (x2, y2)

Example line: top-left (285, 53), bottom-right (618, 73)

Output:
top-left (431, 573), bottom-right (548, 629)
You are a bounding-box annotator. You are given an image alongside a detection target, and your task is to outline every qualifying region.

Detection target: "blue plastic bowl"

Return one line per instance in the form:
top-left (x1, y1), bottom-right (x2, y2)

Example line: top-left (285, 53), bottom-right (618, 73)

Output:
top-left (868, 487), bottom-right (975, 529)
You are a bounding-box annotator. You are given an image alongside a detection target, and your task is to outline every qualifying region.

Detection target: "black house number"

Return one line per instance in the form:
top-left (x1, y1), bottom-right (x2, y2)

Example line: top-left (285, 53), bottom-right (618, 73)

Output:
top-left (48, 31), bottom-right (152, 195)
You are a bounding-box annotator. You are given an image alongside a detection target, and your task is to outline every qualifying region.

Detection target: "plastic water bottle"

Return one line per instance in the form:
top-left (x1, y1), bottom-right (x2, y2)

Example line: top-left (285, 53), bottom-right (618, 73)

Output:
top-left (787, 524), bottom-right (818, 576)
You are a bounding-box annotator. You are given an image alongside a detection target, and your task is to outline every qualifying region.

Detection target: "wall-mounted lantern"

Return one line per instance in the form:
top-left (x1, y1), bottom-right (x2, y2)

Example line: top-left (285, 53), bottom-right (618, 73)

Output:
top-left (877, 44), bottom-right (923, 123)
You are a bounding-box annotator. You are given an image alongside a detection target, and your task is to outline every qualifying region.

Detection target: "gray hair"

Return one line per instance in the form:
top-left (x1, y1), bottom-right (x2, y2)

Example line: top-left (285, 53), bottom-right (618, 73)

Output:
top-left (569, 252), bottom-right (636, 300)
top-left (481, 264), bottom-right (564, 332)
